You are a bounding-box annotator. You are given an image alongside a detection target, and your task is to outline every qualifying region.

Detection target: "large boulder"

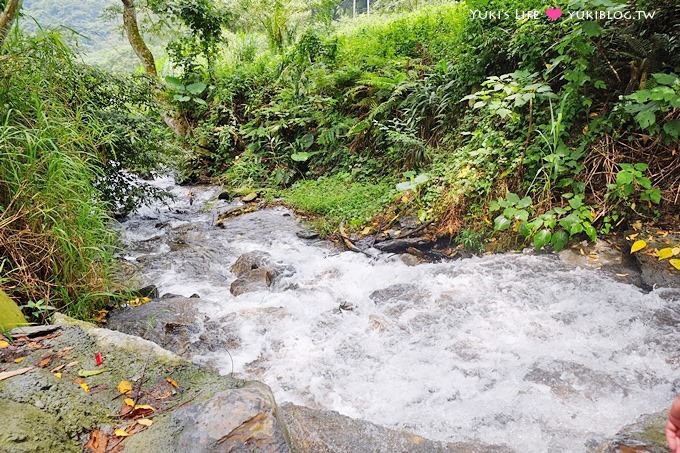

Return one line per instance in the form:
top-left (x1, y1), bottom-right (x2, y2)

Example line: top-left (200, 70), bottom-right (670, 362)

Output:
top-left (0, 318), bottom-right (293, 453)
top-left (281, 403), bottom-right (513, 453)
top-left (107, 296), bottom-right (232, 358)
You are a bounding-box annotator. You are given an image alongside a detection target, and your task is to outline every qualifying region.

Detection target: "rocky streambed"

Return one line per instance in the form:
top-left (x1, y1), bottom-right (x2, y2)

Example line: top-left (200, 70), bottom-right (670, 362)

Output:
top-left (3, 175), bottom-right (679, 452)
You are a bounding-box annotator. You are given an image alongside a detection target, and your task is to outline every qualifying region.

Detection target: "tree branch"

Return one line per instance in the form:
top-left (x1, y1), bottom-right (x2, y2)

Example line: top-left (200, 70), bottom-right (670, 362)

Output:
top-left (121, 0), bottom-right (157, 76)
top-left (0, 0), bottom-right (21, 47)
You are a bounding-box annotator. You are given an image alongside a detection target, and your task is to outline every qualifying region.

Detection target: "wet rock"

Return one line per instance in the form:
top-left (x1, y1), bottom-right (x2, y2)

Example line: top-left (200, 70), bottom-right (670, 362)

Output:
top-left (370, 283), bottom-right (428, 305)
top-left (296, 230), bottom-right (320, 240)
top-left (231, 268), bottom-right (275, 296)
top-left (373, 238), bottom-right (433, 253)
top-left (281, 403), bottom-right (513, 453)
top-left (626, 230), bottom-right (680, 289)
top-left (1, 319), bottom-right (289, 453)
top-left (133, 284), bottom-right (159, 299)
top-left (173, 381), bottom-right (291, 453)
top-left (107, 296), bottom-right (228, 357)
top-left (231, 251), bottom-right (274, 276)
top-left (558, 239), bottom-right (643, 287)
top-left (230, 251), bottom-right (294, 296)
top-left (593, 411), bottom-right (668, 453)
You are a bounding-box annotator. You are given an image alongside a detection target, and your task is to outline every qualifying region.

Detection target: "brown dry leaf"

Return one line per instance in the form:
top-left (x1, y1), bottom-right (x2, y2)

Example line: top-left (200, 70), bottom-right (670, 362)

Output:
top-left (626, 233), bottom-right (639, 240)
top-left (65, 360), bottom-right (79, 368)
top-left (84, 429), bottom-right (109, 453)
top-left (165, 377), bottom-right (179, 389)
top-left (37, 355), bottom-right (53, 368)
top-left (0, 340), bottom-right (9, 349)
top-left (632, 220), bottom-right (643, 231)
top-left (114, 428), bottom-right (129, 437)
top-left (0, 366), bottom-right (34, 381)
top-left (14, 357), bottom-right (25, 364)
top-left (27, 342), bottom-right (42, 349)
top-left (51, 364), bottom-right (65, 373)
top-left (137, 418), bottom-right (153, 427)
top-left (117, 380), bottom-right (133, 395)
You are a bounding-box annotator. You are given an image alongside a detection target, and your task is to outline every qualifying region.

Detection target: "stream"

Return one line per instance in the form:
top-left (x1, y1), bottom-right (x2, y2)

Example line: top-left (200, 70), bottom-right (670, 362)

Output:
top-left (116, 176), bottom-right (680, 452)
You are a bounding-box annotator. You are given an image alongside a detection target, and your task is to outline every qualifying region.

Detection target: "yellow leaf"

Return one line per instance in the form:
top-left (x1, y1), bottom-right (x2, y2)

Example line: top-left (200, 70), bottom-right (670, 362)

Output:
top-left (124, 398), bottom-right (135, 407)
top-left (79, 383), bottom-right (90, 393)
top-left (658, 247), bottom-right (675, 260)
top-left (166, 377), bottom-right (179, 389)
top-left (631, 240), bottom-right (647, 253)
top-left (118, 380), bottom-right (133, 395)
top-left (54, 372), bottom-right (62, 379)
top-left (0, 340), bottom-right (9, 349)
top-left (137, 418), bottom-right (153, 427)
top-left (134, 404), bottom-right (155, 412)
top-left (14, 357), bottom-right (24, 363)
top-left (671, 259), bottom-right (680, 271)
top-left (114, 428), bottom-right (129, 437)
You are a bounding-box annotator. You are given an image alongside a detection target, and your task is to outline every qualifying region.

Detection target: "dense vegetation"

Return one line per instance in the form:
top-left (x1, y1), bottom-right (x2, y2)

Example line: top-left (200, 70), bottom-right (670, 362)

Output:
top-left (1, 0), bottom-right (679, 321)
top-left (178, 0), bottom-right (679, 245)
top-left (0, 29), bottom-right (172, 320)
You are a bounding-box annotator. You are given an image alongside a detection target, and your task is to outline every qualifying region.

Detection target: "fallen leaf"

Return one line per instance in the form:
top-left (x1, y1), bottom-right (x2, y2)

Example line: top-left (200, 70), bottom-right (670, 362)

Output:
top-left (124, 398), bottom-right (135, 407)
top-left (65, 360), bottom-right (79, 368)
top-left (84, 429), bottom-right (109, 453)
top-left (114, 428), bottom-right (129, 437)
top-left (14, 357), bottom-right (24, 363)
top-left (631, 240), bottom-right (647, 253)
top-left (78, 368), bottom-right (107, 378)
top-left (658, 247), bottom-right (676, 260)
top-left (137, 418), bottom-right (153, 427)
top-left (165, 377), bottom-right (179, 389)
top-left (79, 382), bottom-right (90, 393)
top-left (37, 355), bottom-right (53, 368)
top-left (118, 380), bottom-right (133, 395)
top-left (615, 273), bottom-right (629, 277)
top-left (51, 364), bottom-right (65, 372)
top-left (0, 366), bottom-right (34, 381)
top-left (671, 259), bottom-right (680, 271)
top-left (626, 233), bottom-right (639, 240)
top-left (54, 372), bottom-right (62, 379)
top-left (632, 220), bottom-right (643, 231)
top-left (0, 340), bottom-right (9, 349)
top-left (95, 352), bottom-right (103, 366)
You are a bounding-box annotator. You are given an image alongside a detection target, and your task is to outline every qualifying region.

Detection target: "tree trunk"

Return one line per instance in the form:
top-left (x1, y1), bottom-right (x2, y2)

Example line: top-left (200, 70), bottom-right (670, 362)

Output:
top-left (121, 0), bottom-right (157, 77)
top-left (0, 0), bottom-right (21, 46)
top-left (120, 0), bottom-right (188, 137)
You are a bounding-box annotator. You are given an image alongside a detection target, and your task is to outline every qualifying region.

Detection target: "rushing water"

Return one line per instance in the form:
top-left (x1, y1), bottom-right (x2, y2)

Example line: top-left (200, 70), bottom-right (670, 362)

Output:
top-left (118, 176), bottom-right (680, 452)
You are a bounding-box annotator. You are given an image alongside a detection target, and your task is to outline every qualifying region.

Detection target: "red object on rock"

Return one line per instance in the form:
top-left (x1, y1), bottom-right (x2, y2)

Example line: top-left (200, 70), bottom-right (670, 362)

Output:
top-left (95, 352), bottom-right (103, 366)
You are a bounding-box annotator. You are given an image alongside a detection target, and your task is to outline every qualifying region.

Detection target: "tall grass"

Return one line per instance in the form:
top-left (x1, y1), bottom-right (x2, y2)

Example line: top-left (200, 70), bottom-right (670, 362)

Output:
top-left (0, 33), bottom-right (115, 319)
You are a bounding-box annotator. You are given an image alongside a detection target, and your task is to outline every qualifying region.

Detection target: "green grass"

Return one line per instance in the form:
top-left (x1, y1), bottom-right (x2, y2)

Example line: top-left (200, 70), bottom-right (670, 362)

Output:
top-left (283, 173), bottom-right (395, 236)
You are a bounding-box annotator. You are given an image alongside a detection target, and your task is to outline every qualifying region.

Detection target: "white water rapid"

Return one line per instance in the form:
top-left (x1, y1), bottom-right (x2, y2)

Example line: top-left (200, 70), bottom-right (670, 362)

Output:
top-left (117, 176), bottom-right (680, 452)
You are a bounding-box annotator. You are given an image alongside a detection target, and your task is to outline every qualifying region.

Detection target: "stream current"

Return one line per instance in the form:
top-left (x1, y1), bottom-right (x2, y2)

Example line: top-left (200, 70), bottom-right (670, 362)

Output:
top-left (117, 176), bottom-right (680, 452)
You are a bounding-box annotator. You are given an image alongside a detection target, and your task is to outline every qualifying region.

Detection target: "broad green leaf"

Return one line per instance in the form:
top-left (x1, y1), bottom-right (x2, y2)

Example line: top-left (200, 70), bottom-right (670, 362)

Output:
top-left (630, 239), bottom-right (647, 253)
top-left (291, 152), bottom-right (311, 162)
top-left (652, 73), bottom-right (679, 86)
top-left (551, 230), bottom-right (569, 252)
top-left (616, 171), bottom-right (634, 185)
top-left (582, 21), bottom-right (602, 37)
top-left (533, 229), bottom-right (552, 250)
top-left (165, 76), bottom-right (184, 90)
top-left (185, 82), bottom-right (207, 95)
top-left (635, 110), bottom-right (656, 129)
top-left (494, 215), bottom-right (511, 231)
top-left (583, 223), bottom-right (597, 242)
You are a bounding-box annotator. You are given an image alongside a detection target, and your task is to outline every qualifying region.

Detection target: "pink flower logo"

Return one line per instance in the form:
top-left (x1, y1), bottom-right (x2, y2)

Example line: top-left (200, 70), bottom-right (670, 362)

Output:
top-left (546, 7), bottom-right (563, 21)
